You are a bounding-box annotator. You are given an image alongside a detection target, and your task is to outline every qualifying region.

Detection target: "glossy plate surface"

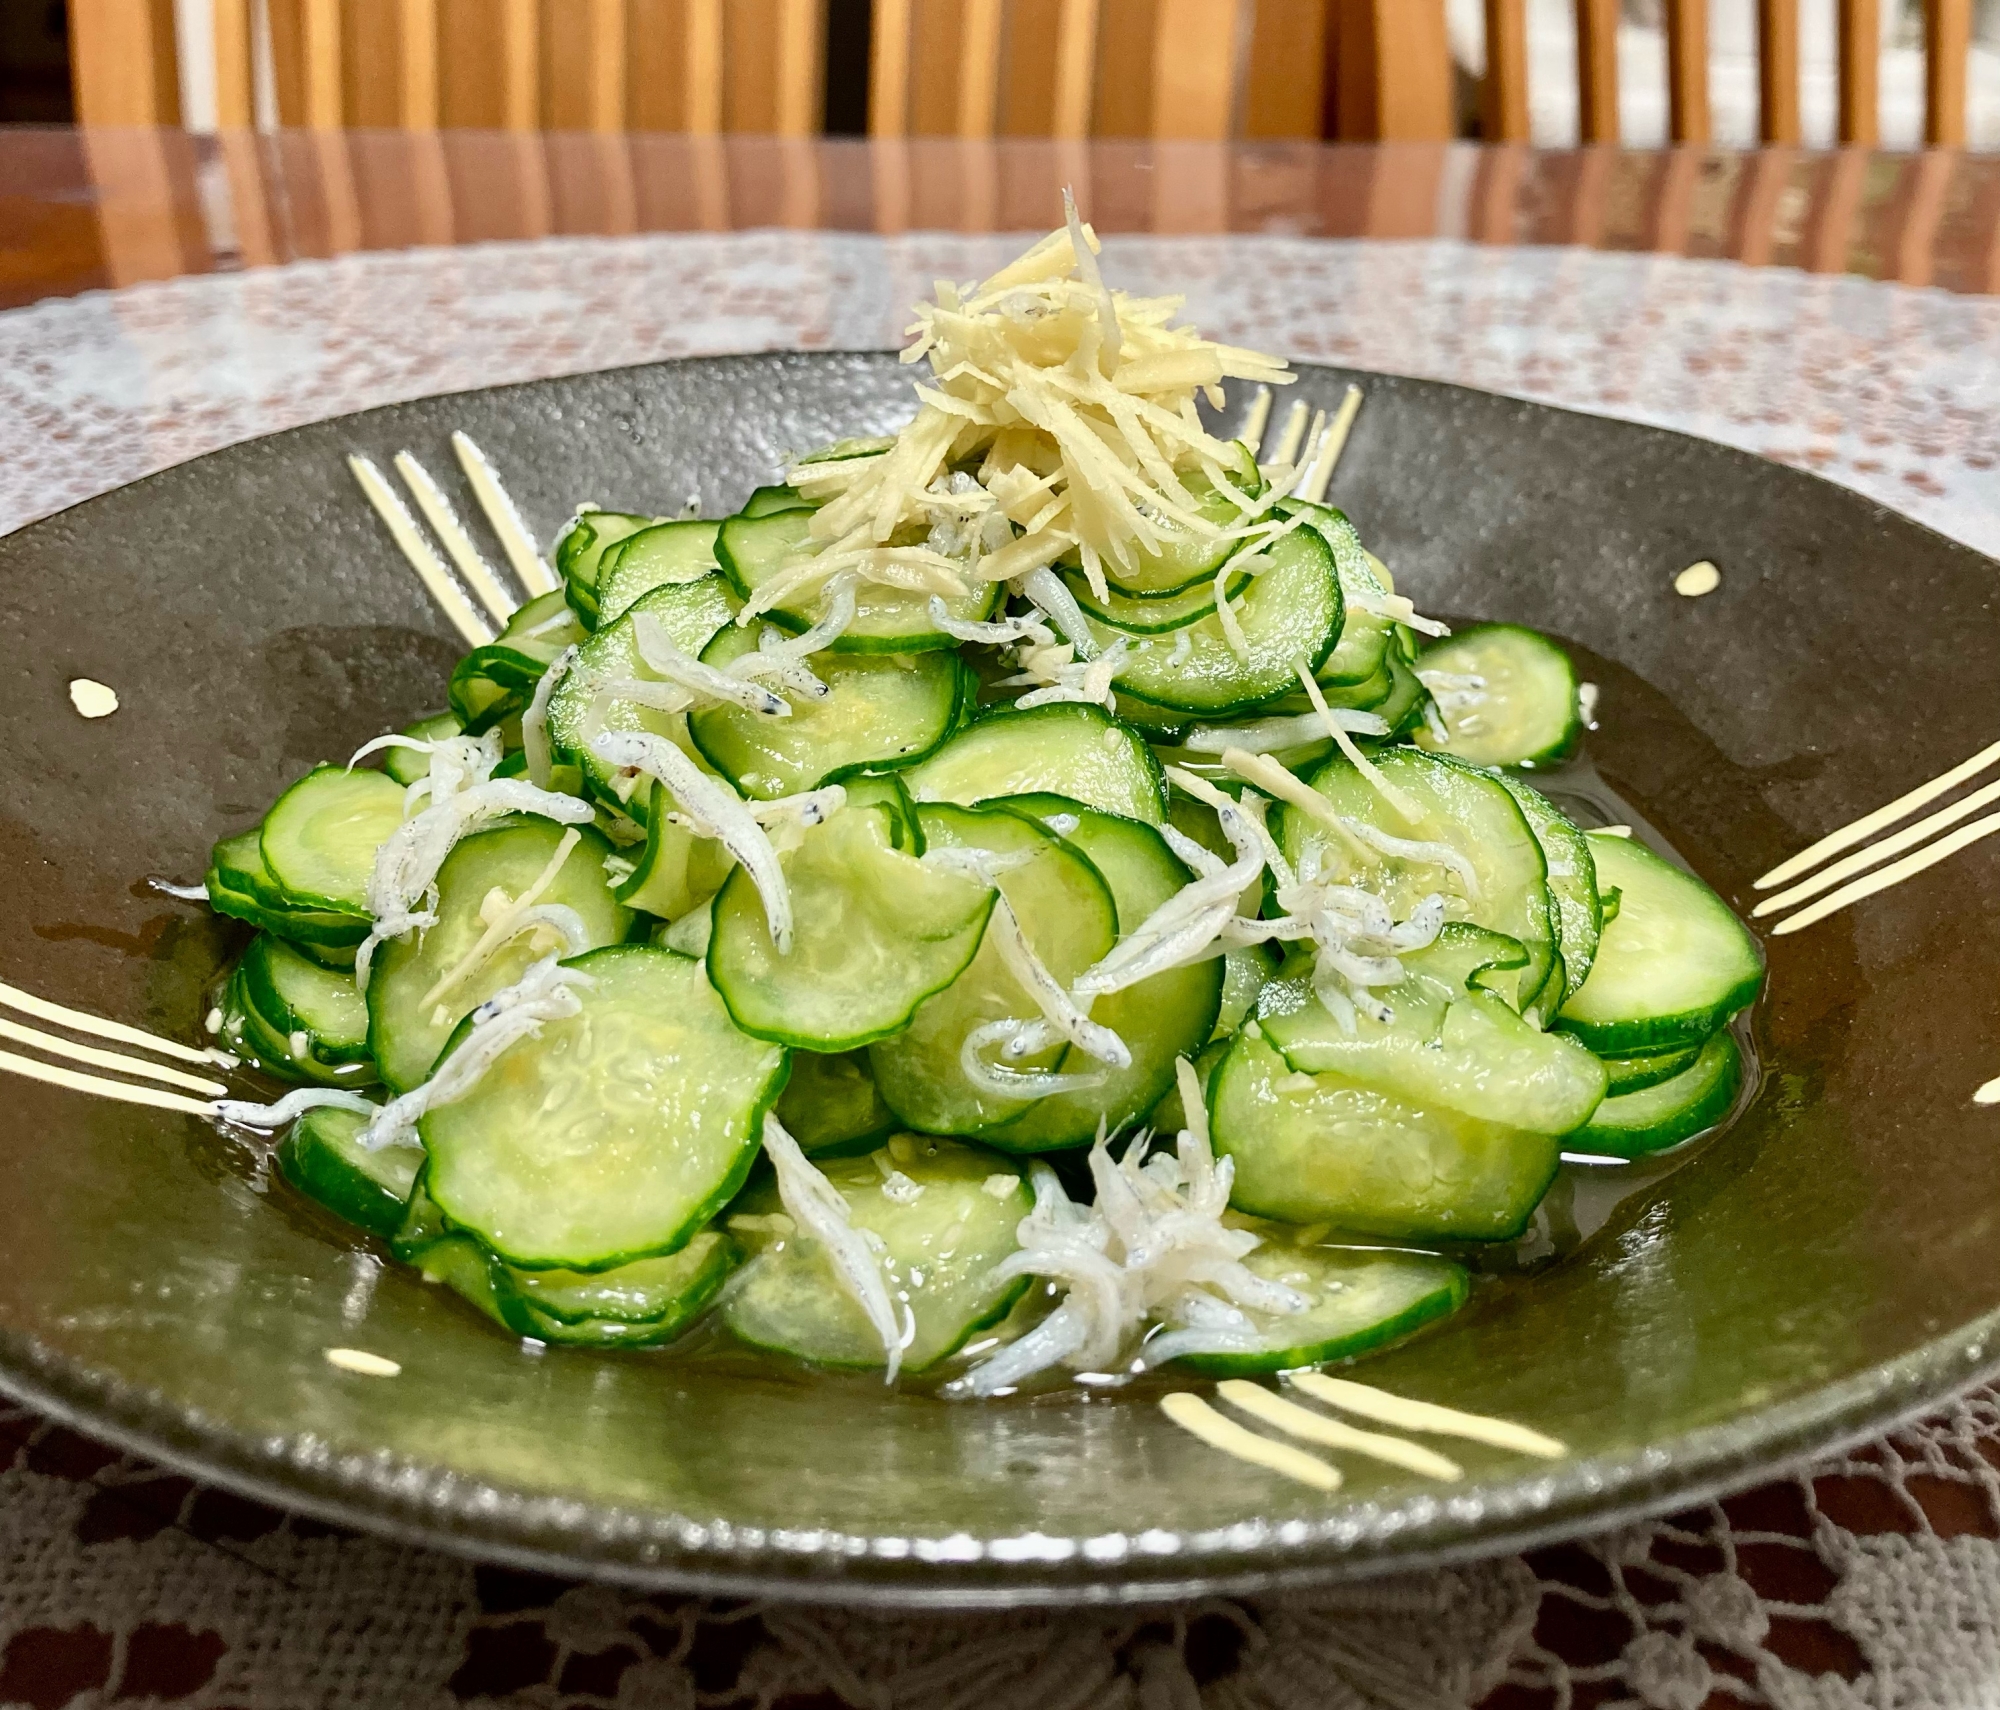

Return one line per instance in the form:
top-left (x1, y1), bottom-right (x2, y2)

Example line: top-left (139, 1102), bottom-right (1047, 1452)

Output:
top-left (2, 354), bottom-right (1996, 1605)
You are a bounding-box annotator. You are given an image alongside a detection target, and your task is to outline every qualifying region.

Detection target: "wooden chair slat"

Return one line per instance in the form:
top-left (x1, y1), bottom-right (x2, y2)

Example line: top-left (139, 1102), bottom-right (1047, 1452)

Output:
top-left (70, 0), bottom-right (180, 125)
top-left (1927, 0), bottom-right (1972, 148)
top-left (1243, 0), bottom-right (1328, 141)
top-left (1757, 0), bottom-right (1800, 143)
top-left (1837, 0), bottom-right (1879, 145)
top-left (1052, 0), bottom-right (1102, 137)
top-left (1329, 0), bottom-right (1452, 143)
top-left (1152, 0), bottom-right (1245, 141)
top-left (1665, 0), bottom-right (1710, 143)
top-left (1575, 0), bottom-right (1620, 143)
top-left (1482, 0), bottom-right (1531, 144)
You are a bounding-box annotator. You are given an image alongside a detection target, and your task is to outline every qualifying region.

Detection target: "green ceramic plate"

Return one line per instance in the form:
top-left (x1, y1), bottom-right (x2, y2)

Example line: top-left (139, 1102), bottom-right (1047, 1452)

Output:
top-left (2, 355), bottom-right (1996, 1605)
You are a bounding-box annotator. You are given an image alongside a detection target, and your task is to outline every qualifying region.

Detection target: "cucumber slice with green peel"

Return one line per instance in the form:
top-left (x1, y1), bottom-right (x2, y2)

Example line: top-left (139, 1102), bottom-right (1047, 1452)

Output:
top-left (1572, 1030), bottom-right (1743, 1158)
top-left (1066, 566), bottom-right (1249, 634)
top-left (776, 1049), bottom-right (900, 1157)
top-left (1211, 1025), bottom-right (1562, 1241)
top-left (1495, 771), bottom-right (1602, 1011)
top-left (1166, 1242), bottom-right (1469, 1375)
top-left (220, 966), bottom-right (378, 1089)
top-left (557, 509), bottom-right (653, 626)
top-left (383, 711), bottom-right (464, 786)
top-left (904, 702), bottom-right (1167, 824)
top-left (869, 803), bottom-right (1119, 1139)
top-left (448, 592), bottom-right (588, 735)
top-left (205, 829), bottom-right (371, 948)
top-left (706, 777), bottom-right (996, 1051)
top-left (1367, 644), bottom-right (1432, 742)
top-left (1280, 500), bottom-right (1396, 687)
top-left (277, 1106), bottom-right (419, 1241)
top-left (1278, 747), bottom-right (1558, 1015)
top-left (545, 576), bottom-right (739, 811)
top-left (689, 625), bottom-right (973, 799)
top-left (716, 508), bottom-right (1001, 653)
top-left (260, 766), bottom-right (408, 918)
top-left (978, 794), bottom-right (1225, 1153)
top-left (1217, 942), bottom-right (1280, 1039)
top-left (597, 519), bottom-right (721, 625)
top-left (1085, 523), bottom-right (1343, 716)
top-left (721, 1137), bottom-right (1030, 1372)
top-left (241, 932), bottom-right (373, 1063)
top-left (1104, 692), bottom-right (1190, 742)
top-left (422, 945), bottom-right (788, 1271)
top-left (1255, 927), bottom-right (1609, 1136)
top-left (367, 818), bottom-right (634, 1093)
top-left (506, 1232), bottom-right (739, 1333)
top-left (1094, 449), bottom-right (1266, 598)
top-left (739, 483), bottom-right (814, 518)
top-left (1413, 623), bottom-right (1583, 770)
top-left (398, 1187), bottom-right (739, 1346)
top-left (1556, 833), bottom-right (1765, 1054)
top-left (613, 785), bottom-right (736, 921)
top-left (794, 436), bottom-right (894, 468)
top-left (1600, 1040), bottom-right (1703, 1095)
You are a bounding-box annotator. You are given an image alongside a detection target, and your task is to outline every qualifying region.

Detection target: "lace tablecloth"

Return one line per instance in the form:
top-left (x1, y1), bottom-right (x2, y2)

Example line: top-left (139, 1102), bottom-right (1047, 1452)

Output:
top-left (3, 232), bottom-right (2000, 1710)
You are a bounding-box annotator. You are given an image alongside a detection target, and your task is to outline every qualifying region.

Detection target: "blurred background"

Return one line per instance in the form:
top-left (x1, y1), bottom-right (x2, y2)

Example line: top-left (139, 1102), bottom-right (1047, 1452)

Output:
top-left (7, 0), bottom-right (2000, 146)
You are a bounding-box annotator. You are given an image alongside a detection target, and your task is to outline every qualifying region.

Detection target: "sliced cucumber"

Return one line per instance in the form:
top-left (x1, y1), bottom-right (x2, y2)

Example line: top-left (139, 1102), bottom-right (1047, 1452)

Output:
top-left (1211, 1025), bottom-right (1561, 1241)
top-left (1572, 1030), bottom-right (1743, 1158)
top-left (1495, 771), bottom-right (1602, 1011)
top-left (557, 509), bottom-right (653, 626)
top-left (904, 703), bottom-right (1167, 824)
top-left (598, 519), bottom-right (721, 625)
top-left (1556, 832), bottom-right (1764, 1054)
top-left (739, 483), bottom-right (814, 518)
top-left (1280, 500), bottom-right (1395, 686)
top-left (1367, 643), bottom-right (1432, 742)
top-left (979, 794), bottom-right (1224, 1153)
top-left (1096, 451), bottom-right (1264, 598)
top-left (1092, 523), bottom-right (1342, 716)
top-left (722, 1137), bottom-right (1029, 1372)
top-left (869, 803), bottom-right (1118, 1138)
top-left (1255, 927), bottom-right (1608, 1136)
top-left (689, 624), bottom-right (972, 799)
top-left (1217, 942), bottom-right (1280, 1039)
top-left (1413, 623), bottom-right (1582, 770)
top-left (1600, 1040), bottom-right (1703, 1095)
top-left (205, 828), bottom-right (370, 949)
top-left (544, 575), bottom-right (739, 811)
top-left (241, 932), bottom-right (373, 1063)
top-left (775, 1050), bottom-right (899, 1157)
top-left (422, 945), bottom-right (788, 1270)
top-left (259, 766), bottom-right (408, 918)
top-left (448, 591), bottom-right (588, 735)
top-left (1165, 1242), bottom-right (1468, 1375)
top-left (367, 818), bottom-right (633, 1093)
top-left (1065, 567), bottom-right (1247, 634)
top-left (717, 508), bottom-right (1000, 653)
top-left (277, 1105), bottom-right (419, 1240)
top-left (383, 711), bottom-right (463, 786)
top-left (220, 965), bottom-right (378, 1089)
top-left (706, 777), bottom-right (996, 1051)
top-left (398, 1188), bottom-right (738, 1346)
top-left (614, 788), bottom-right (736, 921)
top-left (1278, 747), bottom-right (1557, 1014)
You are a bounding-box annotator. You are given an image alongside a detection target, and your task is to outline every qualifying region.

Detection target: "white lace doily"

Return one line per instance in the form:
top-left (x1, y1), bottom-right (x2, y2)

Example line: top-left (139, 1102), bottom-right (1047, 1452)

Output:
top-left (3, 232), bottom-right (1999, 1709)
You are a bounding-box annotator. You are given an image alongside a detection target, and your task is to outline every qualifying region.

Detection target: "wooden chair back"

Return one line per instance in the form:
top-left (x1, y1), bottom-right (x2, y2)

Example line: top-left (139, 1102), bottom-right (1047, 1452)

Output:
top-left (71, 0), bottom-right (1467, 139)
top-left (864, 0), bottom-right (1456, 141)
top-left (71, 0), bottom-right (830, 132)
top-left (1479, 0), bottom-right (1978, 148)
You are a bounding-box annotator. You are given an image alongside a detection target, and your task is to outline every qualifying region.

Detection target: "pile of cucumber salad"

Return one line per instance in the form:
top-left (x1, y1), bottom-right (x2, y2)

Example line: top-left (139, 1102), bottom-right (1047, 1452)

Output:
top-left (205, 212), bottom-right (1764, 1392)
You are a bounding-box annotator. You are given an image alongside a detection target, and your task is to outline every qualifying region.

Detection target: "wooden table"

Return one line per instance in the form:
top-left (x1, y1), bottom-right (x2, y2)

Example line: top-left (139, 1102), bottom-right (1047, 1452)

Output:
top-left (7, 127), bottom-right (2000, 309)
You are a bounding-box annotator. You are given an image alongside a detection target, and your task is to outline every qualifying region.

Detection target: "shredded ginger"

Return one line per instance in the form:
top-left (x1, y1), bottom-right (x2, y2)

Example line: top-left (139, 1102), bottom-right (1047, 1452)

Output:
top-left (772, 213), bottom-right (1293, 626)
top-left (951, 1060), bottom-right (1307, 1396)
